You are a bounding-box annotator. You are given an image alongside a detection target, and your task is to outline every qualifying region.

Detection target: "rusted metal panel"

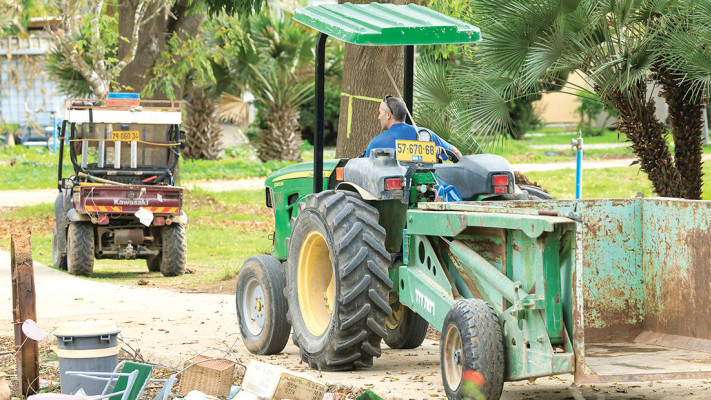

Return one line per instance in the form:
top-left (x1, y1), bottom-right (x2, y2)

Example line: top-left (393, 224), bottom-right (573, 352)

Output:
top-left (640, 199), bottom-right (711, 340)
top-left (478, 198), bottom-right (711, 383)
top-left (479, 199), bottom-right (644, 342)
top-left (406, 209), bottom-right (571, 238)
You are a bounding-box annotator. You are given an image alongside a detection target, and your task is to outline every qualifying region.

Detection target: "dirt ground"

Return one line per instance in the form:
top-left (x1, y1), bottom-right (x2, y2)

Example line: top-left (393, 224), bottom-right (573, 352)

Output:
top-left (2, 251), bottom-right (711, 399)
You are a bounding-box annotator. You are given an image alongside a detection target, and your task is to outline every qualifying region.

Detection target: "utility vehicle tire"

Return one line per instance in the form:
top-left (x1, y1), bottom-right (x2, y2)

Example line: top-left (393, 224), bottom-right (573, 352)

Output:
top-left (441, 299), bottom-right (504, 400)
top-left (286, 190), bottom-right (392, 371)
top-left (52, 193), bottom-right (70, 270)
top-left (384, 300), bottom-right (429, 349)
top-left (519, 185), bottom-right (553, 200)
top-left (236, 255), bottom-right (290, 355)
top-left (146, 256), bottom-right (161, 272)
top-left (161, 224), bottom-right (186, 276)
top-left (67, 222), bottom-right (95, 276)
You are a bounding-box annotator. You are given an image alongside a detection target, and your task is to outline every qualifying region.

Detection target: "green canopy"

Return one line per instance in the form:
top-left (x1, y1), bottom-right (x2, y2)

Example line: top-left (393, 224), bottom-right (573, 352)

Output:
top-left (293, 3), bottom-right (481, 46)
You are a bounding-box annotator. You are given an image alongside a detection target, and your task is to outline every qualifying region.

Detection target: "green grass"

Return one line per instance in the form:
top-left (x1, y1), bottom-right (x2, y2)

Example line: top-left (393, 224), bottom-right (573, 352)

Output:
top-left (0, 143), bottom-right (339, 190)
top-left (521, 128), bottom-right (627, 145)
top-left (0, 146), bottom-right (70, 190)
top-left (526, 162), bottom-right (711, 200)
top-left (0, 189), bottom-right (273, 293)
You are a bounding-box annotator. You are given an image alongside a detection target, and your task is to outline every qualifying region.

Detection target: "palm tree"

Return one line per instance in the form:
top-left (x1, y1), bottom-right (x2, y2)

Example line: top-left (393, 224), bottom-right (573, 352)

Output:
top-left (445, 0), bottom-right (711, 199)
top-left (218, 10), bottom-right (315, 161)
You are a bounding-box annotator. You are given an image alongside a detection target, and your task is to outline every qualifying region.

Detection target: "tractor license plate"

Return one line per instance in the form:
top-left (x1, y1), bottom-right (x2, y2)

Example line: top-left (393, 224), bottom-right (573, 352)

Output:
top-left (396, 140), bottom-right (436, 163)
top-left (110, 130), bottom-right (140, 141)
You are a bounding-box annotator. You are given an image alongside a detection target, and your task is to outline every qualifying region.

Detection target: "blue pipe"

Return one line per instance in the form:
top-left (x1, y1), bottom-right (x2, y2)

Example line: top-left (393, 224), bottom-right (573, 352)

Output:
top-left (575, 146), bottom-right (582, 199)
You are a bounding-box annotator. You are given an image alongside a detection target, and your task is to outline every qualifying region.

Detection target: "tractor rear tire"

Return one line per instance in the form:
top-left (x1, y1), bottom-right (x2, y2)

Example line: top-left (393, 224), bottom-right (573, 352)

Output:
top-left (52, 193), bottom-right (70, 270)
top-left (161, 224), bottom-right (186, 277)
top-left (67, 222), bottom-right (94, 276)
top-left (519, 185), bottom-right (553, 200)
top-left (286, 191), bottom-right (392, 371)
top-left (384, 301), bottom-right (429, 349)
top-left (146, 256), bottom-right (161, 272)
top-left (236, 255), bottom-right (290, 355)
top-left (441, 299), bottom-right (504, 400)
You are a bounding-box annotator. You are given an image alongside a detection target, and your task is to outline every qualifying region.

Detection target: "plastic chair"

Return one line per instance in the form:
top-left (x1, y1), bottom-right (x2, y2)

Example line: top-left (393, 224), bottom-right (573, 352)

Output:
top-left (28, 361), bottom-right (153, 400)
top-left (148, 375), bottom-right (178, 400)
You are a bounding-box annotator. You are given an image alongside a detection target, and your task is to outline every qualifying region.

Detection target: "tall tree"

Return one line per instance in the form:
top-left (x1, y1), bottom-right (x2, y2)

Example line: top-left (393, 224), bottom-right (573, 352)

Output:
top-left (451, 0), bottom-right (711, 199)
top-left (335, 0), bottom-right (408, 158)
top-left (117, 0), bottom-right (204, 100)
top-left (46, 0), bottom-right (171, 99)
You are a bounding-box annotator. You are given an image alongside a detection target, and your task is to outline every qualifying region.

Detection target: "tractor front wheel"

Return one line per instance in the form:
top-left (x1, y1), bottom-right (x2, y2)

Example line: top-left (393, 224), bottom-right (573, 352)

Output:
top-left (441, 299), bottom-right (504, 400)
top-left (236, 255), bottom-right (290, 355)
top-left (384, 299), bottom-right (429, 349)
top-left (160, 224), bottom-right (186, 276)
top-left (286, 191), bottom-right (392, 370)
top-left (67, 222), bottom-right (94, 276)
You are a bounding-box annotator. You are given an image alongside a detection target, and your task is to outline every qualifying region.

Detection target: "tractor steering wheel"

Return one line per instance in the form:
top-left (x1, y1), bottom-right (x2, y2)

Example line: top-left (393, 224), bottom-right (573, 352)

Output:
top-left (436, 146), bottom-right (460, 163)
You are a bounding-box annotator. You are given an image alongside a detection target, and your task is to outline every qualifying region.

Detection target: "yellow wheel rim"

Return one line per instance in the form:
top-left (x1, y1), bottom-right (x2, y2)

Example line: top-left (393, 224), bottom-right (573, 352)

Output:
top-left (297, 230), bottom-right (335, 336)
top-left (386, 296), bottom-right (404, 330)
top-left (443, 323), bottom-right (464, 391)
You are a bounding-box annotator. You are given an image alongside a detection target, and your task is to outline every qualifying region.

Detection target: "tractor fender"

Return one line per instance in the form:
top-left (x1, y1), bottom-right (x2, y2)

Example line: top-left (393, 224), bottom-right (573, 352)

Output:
top-left (67, 209), bottom-right (91, 222)
top-left (335, 182), bottom-right (378, 200)
top-left (167, 211), bottom-right (188, 225)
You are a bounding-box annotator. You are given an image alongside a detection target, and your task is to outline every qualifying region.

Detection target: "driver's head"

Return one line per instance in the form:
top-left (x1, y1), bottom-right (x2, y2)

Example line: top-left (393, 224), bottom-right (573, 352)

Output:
top-left (378, 95), bottom-right (408, 131)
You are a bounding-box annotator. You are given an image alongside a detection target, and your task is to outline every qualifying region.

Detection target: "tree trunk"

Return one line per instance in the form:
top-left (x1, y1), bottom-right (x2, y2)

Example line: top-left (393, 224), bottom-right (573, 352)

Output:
top-left (654, 64), bottom-right (704, 200)
top-left (117, 0), bottom-right (203, 100)
top-left (609, 83), bottom-right (684, 198)
top-left (335, 0), bottom-right (408, 158)
top-left (183, 89), bottom-right (224, 160)
top-left (258, 108), bottom-right (303, 162)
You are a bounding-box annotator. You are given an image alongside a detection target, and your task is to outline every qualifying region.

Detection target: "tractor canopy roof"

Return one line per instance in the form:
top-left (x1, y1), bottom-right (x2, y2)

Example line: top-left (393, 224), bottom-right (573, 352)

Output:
top-left (293, 3), bottom-right (481, 46)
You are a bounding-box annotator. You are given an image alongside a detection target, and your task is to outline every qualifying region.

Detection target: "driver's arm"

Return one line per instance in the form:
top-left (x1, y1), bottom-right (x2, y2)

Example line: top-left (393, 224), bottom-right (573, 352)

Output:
top-left (431, 133), bottom-right (462, 159)
top-left (450, 145), bottom-right (462, 159)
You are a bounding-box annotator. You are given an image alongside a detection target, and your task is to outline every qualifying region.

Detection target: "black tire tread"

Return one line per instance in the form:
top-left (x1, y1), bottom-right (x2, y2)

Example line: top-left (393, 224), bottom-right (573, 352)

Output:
top-left (52, 192), bottom-right (69, 270)
top-left (384, 305), bottom-right (429, 350)
top-left (287, 190), bottom-right (392, 371)
top-left (441, 299), bottom-right (505, 400)
top-left (161, 224), bottom-right (186, 276)
top-left (518, 185), bottom-right (554, 200)
top-left (236, 255), bottom-right (291, 355)
top-left (146, 256), bottom-right (161, 272)
top-left (67, 222), bottom-right (94, 276)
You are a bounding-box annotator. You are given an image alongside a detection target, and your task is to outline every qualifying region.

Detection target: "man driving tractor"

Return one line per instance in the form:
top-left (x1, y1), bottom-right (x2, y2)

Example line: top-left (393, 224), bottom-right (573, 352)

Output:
top-left (365, 95), bottom-right (463, 160)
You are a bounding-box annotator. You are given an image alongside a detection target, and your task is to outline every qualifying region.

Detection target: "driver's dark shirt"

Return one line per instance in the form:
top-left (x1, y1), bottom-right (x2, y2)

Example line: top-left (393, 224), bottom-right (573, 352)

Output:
top-left (364, 123), bottom-right (453, 158)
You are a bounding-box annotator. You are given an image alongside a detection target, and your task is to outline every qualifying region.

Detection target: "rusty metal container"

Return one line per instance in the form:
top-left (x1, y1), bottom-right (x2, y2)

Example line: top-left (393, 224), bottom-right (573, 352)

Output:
top-left (482, 197), bottom-right (711, 383)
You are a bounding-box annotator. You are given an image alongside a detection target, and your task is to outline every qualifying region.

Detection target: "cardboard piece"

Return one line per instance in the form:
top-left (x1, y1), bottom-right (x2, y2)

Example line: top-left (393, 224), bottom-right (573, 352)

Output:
top-left (236, 360), bottom-right (327, 400)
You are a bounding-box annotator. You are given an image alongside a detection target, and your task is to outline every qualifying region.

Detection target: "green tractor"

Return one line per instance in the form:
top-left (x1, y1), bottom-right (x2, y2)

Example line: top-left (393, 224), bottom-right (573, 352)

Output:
top-left (236, 4), bottom-right (560, 400)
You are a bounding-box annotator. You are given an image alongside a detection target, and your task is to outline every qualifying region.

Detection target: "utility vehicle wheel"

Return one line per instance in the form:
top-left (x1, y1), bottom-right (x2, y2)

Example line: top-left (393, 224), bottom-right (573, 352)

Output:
top-left (384, 299), bottom-right (429, 349)
top-left (146, 256), bottom-right (161, 272)
top-left (52, 193), bottom-right (69, 270)
top-left (236, 255), bottom-right (290, 355)
top-left (441, 299), bottom-right (504, 400)
top-left (67, 222), bottom-right (94, 276)
top-left (286, 191), bottom-right (392, 370)
top-left (519, 185), bottom-right (553, 200)
top-left (161, 224), bottom-right (186, 276)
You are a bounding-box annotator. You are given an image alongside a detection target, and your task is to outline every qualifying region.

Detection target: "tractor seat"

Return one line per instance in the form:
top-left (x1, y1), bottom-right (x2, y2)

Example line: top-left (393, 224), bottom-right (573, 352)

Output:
top-left (433, 154), bottom-right (513, 200)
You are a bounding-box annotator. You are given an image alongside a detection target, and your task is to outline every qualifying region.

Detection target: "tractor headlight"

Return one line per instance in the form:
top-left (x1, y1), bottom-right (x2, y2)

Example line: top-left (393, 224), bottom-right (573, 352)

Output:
top-left (417, 128), bottom-right (432, 142)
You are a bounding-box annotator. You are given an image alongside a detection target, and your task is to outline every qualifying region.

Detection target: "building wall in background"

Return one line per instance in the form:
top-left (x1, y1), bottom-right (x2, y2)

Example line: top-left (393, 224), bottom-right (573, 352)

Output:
top-left (536, 72), bottom-right (669, 128)
top-left (0, 33), bottom-right (63, 125)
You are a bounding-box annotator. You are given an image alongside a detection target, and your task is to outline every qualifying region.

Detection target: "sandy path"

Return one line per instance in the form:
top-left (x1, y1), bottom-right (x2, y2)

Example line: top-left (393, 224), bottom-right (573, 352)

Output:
top-left (1, 251), bottom-right (708, 399)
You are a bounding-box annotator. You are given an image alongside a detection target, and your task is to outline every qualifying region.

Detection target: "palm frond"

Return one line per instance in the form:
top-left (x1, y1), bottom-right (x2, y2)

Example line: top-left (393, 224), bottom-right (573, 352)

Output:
top-left (216, 92), bottom-right (250, 125)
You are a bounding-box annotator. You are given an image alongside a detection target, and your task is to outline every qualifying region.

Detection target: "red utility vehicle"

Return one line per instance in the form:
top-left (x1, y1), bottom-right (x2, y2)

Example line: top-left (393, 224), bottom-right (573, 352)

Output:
top-left (52, 94), bottom-right (187, 276)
